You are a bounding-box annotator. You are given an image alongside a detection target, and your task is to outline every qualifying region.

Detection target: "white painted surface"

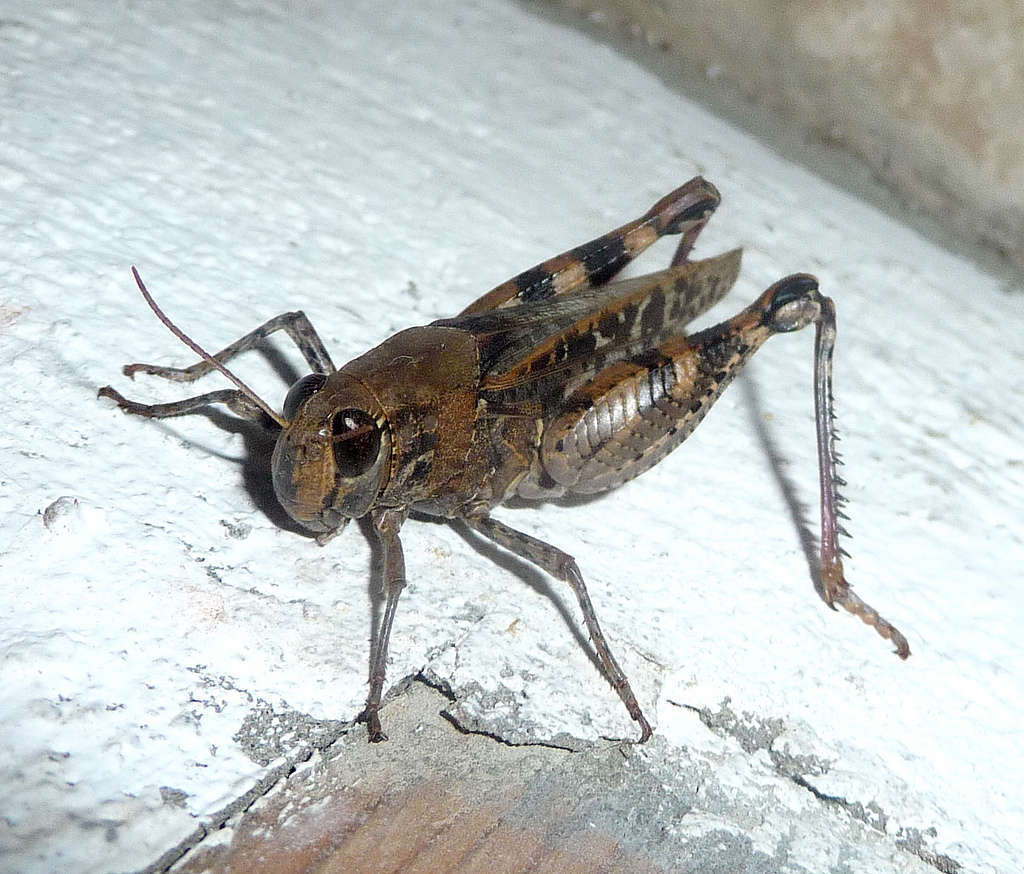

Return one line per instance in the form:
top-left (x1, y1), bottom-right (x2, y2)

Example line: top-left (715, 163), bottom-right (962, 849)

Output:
top-left (0, 2), bottom-right (1020, 872)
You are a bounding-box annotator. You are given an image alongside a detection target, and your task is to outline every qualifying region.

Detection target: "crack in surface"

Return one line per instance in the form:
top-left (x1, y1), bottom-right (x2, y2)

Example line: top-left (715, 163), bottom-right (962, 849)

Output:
top-left (135, 729), bottom-right (356, 874)
top-left (132, 679), bottom-right (355, 874)
top-left (135, 671), bottom-right (577, 873)
top-left (678, 697), bottom-right (964, 874)
top-left (141, 681), bottom-right (967, 874)
top-left (420, 670), bottom-right (589, 752)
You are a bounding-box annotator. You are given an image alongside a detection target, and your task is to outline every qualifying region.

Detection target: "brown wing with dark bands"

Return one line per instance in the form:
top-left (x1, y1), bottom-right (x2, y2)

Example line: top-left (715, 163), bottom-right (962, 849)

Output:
top-left (463, 249), bottom-right (742, 411)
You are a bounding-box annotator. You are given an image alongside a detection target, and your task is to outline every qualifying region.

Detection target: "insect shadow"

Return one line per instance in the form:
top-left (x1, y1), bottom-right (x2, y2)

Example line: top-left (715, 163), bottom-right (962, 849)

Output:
top-left (739, 372), bottom-right (826, 602)
top-left (160, 346), bottom-right (310, 537)
top-left (447, 515), bottom-right (604, 677)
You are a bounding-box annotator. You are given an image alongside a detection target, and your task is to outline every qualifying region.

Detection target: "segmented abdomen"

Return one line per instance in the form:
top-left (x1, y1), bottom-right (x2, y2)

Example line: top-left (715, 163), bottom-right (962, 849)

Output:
top-left (538, 329), bottom-right (758, 495)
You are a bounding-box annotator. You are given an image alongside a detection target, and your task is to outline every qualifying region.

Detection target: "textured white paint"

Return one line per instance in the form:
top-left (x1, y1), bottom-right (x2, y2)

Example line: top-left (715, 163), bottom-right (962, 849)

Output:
top-left (0, 2), bottom-right (1021, 872)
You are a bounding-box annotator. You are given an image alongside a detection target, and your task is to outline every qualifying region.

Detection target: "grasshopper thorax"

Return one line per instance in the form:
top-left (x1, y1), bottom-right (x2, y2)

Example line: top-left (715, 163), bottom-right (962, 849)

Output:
top-left (272, 372), bottom-right (392, 533)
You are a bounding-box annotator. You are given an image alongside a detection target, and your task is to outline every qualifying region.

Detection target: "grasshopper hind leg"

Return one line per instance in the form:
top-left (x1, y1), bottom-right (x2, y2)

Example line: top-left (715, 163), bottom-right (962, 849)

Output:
top-left (459, 177), bottom-right (721, 316)
top-left (536, 275), bottom-right (910, 659)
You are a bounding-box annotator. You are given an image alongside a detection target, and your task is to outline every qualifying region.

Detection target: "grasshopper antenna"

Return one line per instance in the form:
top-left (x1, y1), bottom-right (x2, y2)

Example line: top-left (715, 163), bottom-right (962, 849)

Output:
top-left (130, 267), bottom-right (289, 428)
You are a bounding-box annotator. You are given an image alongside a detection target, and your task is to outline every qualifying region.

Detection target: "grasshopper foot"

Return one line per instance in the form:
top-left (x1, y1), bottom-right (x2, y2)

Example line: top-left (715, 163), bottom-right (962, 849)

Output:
top-left (834, 586), bottom-right (911, 659)
top-left (362, 708), bottom-right (388, 743)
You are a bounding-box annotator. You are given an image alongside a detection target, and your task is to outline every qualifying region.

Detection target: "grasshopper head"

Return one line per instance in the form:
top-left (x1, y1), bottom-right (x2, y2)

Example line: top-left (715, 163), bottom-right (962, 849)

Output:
top-left (272, 372), bottom-right (391, 533)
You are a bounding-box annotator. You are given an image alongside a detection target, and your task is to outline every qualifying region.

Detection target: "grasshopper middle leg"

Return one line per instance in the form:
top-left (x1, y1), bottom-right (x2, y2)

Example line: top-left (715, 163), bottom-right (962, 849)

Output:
top-left (122, 309), bottom-right (336, 382)
top-left (466, 513), bottom-right (653, 742)
top-left (99, 271), bottom-right (336, 425)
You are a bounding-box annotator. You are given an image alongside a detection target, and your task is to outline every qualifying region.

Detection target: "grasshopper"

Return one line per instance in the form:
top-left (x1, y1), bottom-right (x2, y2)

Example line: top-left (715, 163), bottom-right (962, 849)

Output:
top-left (99, 177), bottom-right (909, 743)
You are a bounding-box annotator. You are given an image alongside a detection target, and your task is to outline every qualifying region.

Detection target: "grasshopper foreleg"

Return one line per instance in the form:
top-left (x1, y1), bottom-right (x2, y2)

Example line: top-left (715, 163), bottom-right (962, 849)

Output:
top-left (99, 271), bottom-right (335, 426)
top-left (466, 513), bottom-right (653, 742)
top-left (363, 508), bottom-right (409, 742)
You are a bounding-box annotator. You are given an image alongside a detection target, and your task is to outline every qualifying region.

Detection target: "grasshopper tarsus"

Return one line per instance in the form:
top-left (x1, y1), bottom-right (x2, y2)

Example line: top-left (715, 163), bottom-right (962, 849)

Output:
top-left (362, 710), bottom-right (388, 743)
top-left (832, 578), bottom-right (912, 659)
top-left (123, 361), bottom-right (180, 381)
top-left (102, 178), bottom-right (910, 742)
top-left (97, 384), bottom-right (128, 406)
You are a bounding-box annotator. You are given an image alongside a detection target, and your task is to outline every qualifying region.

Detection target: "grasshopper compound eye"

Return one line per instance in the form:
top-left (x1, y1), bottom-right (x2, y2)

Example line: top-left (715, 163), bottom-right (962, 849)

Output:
top-left (330, 409), bottom-right (382, 477)
top-left (283, 373), bottom-right (328, 420)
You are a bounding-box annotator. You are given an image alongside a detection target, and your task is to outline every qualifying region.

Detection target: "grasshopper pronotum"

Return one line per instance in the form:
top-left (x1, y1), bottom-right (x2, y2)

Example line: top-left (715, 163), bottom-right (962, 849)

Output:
top-left (100, 177), bottom-right (909, 742)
